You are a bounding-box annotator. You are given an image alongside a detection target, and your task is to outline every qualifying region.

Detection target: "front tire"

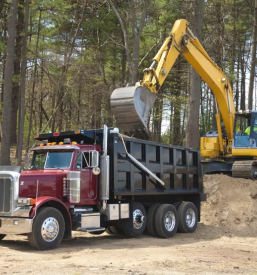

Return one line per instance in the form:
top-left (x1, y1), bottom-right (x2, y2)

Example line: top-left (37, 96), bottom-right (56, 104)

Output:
top-left (28, 207), bottom-right (65, 250)
top-left (155, 204), bottom-right (178, 238)
top-left (0, 234), bottom-right (6, 241)
top-left (178, 202), bottom-right (198, 233)
top-left (122, 202), bottom-right (146, 237)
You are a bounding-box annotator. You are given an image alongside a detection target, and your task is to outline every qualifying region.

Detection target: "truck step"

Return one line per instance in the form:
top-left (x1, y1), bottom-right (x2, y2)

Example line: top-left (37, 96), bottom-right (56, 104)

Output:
top-left (81, 227), bottom-right (105, 233)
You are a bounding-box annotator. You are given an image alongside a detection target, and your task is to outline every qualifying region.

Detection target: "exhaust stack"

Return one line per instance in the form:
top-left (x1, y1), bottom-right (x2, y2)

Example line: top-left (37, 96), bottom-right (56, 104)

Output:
top-left (99, 125), bottom-right (110, 209)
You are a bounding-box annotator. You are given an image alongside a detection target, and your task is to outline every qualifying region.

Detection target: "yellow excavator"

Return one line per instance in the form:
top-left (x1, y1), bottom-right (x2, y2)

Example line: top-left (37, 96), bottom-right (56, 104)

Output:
top-left (111, 19), bottom-right (257, 179)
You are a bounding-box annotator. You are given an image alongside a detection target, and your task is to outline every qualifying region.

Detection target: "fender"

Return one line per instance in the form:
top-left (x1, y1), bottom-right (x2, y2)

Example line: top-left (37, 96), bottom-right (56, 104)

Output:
top-left (30, 196), bottom-right (71, 225)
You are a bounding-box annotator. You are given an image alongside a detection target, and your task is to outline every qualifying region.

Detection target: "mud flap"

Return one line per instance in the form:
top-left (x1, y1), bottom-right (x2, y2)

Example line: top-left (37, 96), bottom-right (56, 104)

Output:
top-left (110, 86), bottom-right (156, 132)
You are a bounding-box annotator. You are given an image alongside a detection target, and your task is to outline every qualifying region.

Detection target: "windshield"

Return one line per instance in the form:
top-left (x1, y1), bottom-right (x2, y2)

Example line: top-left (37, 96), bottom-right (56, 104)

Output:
top-left (234, 114), bottom-right (251, 147)
top-left (31, 151), bottom-right (73, 169)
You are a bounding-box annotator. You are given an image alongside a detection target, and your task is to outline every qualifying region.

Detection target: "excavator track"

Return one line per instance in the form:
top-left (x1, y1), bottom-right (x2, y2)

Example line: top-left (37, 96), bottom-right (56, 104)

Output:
top-left (232, 160), bottom-right (257, 179)
top-left (110, 86), bottom-right (156, 133)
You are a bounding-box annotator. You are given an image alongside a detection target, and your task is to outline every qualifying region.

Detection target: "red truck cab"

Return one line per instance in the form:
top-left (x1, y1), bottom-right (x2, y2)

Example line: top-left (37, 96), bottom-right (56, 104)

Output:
top-left (20, 144), bottom-right (101, 205)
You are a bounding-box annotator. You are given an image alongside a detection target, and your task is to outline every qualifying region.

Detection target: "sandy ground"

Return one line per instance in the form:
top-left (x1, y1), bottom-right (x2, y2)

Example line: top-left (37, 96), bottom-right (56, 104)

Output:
top-left (1, 174), bottom-right (257, 274)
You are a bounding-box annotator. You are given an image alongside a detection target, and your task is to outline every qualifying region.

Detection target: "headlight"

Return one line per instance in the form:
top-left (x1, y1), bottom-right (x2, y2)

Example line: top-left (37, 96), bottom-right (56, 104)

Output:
top-left (16, 198), bottom-right (35, 206)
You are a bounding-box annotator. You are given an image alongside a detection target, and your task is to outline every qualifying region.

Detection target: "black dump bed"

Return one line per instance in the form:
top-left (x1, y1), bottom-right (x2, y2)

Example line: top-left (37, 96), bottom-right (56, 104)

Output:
top-left (108, 133), bottom-right (205, 199)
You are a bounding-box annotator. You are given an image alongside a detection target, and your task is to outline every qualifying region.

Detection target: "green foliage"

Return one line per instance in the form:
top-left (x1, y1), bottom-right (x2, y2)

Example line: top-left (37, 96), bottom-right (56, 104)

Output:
top-left (0, 0), bottom-right (254, 152)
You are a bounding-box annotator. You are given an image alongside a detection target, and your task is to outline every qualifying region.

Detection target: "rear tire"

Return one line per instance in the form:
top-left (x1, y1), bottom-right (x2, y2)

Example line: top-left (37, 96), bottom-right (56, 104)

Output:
top-left (146, 204), bottom-right (160, 237)
top-left (155, 204), bottom-right (178, 238)
top-left (178, 202), bottom-right (198, 233)
top-left (28, 207), bottom-right (65, 250)
top-left (122, 202), bottom-right (146, 238)
top-left (0, 234), bottom-right (6, 241)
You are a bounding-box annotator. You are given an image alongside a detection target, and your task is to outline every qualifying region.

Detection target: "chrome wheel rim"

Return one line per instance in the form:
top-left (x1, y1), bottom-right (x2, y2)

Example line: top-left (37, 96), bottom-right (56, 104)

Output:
top-left (41, 217), bottom-right (59, 242)
top-left (133, 209), bottom-right (145, 229)
top-left (186, 208), bottom-right (196, 228)
top-left (164, 211), bottom-right (176, 231)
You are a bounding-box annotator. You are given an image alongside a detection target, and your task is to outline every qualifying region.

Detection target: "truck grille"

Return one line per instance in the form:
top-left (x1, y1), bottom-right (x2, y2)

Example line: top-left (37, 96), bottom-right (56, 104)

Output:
top-left (0, 178), bottom-right (12, 214)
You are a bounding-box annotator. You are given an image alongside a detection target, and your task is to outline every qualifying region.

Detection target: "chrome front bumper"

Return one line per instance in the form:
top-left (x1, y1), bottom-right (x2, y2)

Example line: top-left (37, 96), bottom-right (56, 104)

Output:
top-left (0, 217), bottom-right (33, 234)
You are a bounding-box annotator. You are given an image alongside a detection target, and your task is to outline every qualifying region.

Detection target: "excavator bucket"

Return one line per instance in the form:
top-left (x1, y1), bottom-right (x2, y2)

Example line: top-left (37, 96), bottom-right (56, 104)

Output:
top-left (110, 86), bottom-right (156, 132)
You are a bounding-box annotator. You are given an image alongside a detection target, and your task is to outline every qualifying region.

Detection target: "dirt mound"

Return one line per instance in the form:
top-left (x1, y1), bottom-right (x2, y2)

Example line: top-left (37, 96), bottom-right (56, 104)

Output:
top-left (202, 174), bottom-right (257, 237)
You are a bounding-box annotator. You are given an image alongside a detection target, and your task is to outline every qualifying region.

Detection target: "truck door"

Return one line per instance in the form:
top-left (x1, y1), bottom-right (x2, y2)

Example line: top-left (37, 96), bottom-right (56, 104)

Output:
top-left (75, 151), bottom-right (98, 202)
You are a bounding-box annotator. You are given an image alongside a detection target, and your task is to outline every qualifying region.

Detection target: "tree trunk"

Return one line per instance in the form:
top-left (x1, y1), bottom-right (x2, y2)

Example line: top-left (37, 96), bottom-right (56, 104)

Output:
top-left (0, 0), bottom-right (18, 165)
top-left (129, 0), bottom-right (146, 84)
top-left (186, 0), bottom-right (204, 148)
top-left (17, 0), bottom-right (29, 165)
top-left (10, 0), bottom-right (23, 146)
top-left (240, 48), bottom-right (246, 110)
top-left (248, 0), bottom-right (257, 110)
top-left (26, 9), bottom-right (41, 151)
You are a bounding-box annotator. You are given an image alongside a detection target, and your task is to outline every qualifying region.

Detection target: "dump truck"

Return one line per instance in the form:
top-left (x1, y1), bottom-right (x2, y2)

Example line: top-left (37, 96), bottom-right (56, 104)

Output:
top-left (0, 126), bottom-right (205, 250)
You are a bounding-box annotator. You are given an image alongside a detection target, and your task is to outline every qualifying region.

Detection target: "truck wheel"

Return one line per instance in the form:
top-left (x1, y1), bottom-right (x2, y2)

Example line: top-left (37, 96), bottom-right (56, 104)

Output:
top-left (146, 204), bottom-right (160, 237)
top-left (28, 207), bottom-right (65, 250)
top-left (109, 226), bottom-right (124, 235)
top-left (122, 202), bottom-right (146, 238)
top-left (155, 204), bottom-right (178, 238)
top-left (0, 234), bottom-right (6, 241)
top-left (178, 202), bottom-right (198, 233)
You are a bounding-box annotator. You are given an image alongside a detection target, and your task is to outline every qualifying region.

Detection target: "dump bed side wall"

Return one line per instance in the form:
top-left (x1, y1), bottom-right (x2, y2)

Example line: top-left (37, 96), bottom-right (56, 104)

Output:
top-left (109, 135), bottom-right (204, 197)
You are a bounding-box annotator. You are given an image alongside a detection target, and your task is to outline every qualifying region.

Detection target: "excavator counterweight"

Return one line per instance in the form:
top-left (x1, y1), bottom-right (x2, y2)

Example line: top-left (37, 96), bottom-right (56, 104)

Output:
top-left (110, 86), bottom-right (156, 132)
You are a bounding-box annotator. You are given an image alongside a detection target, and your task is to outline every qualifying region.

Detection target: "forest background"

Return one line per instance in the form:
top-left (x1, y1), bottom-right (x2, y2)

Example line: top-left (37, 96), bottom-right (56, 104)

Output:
top-left (0, 0), bottom-right (256, 165)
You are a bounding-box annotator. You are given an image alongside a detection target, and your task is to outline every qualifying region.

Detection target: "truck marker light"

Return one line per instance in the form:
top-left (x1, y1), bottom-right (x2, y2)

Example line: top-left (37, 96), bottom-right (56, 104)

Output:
top-left (63, 178), bottom-right (67, 196)
top-left (75, 130), bottom-right (80, 134)
top-left (47, 143), bottom-right (51, 146)
top-left (53, 132), bottom-right (60, 137)
top-left (52, 142), bottom-right (56, 145)
top-left (72, 141), bottom-right (77, 145)
top-left (13, 220), bottom-right (19, 226)
top-left (29, 198), bottom-right (35, 205)
top-left (34, 134), bottom-right (39, 138)
top-left (59, 142), bottom-right (64, 145)
top-left (40, 143), bottom-right (44, 146)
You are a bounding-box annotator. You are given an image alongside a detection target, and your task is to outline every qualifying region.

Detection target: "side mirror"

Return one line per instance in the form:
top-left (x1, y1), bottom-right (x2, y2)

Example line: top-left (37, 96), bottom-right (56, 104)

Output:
top-left (91, 151), bottom-right (99, 167)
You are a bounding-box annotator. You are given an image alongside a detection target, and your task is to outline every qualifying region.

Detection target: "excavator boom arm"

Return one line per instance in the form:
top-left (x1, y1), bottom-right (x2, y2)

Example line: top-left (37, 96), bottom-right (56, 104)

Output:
top-left (142, 19), bottom-right (235, 140)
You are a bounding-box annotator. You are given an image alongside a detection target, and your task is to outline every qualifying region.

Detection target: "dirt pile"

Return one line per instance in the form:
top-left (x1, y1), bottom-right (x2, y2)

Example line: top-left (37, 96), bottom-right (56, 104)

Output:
top-left (202, 174), bottom-right (257, 237)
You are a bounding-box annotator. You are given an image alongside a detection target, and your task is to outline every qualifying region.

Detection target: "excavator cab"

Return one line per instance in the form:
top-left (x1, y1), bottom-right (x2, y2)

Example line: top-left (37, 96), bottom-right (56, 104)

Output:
top-left (233, 111), bottom-right (257, 151)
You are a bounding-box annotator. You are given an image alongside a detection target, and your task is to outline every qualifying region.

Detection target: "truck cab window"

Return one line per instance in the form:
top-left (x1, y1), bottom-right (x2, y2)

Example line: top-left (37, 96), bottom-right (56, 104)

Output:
top-left (31, 150), bottom-right (73, 169)
top-left (31, 152), bottom-right (47, 169)
top-left (76, 153), bottom-right (82, 169)
top-left (82, 152), bottom-right (90, 169)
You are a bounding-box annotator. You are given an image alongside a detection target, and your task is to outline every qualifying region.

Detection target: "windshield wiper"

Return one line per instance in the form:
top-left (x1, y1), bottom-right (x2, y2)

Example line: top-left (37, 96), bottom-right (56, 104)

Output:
top-left (45, 166), bottom-right (64, 171)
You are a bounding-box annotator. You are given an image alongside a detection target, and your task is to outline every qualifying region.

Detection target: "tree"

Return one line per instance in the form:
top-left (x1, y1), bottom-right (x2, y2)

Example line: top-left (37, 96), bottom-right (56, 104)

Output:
top-left (186, 0), bottom-right (204, 148)
top-left (0, 0), bottom-right (18, 165)
top-left (17, 0), bottom-right (29, 165)
top-left (248, 0), bottom-right (257, 110)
